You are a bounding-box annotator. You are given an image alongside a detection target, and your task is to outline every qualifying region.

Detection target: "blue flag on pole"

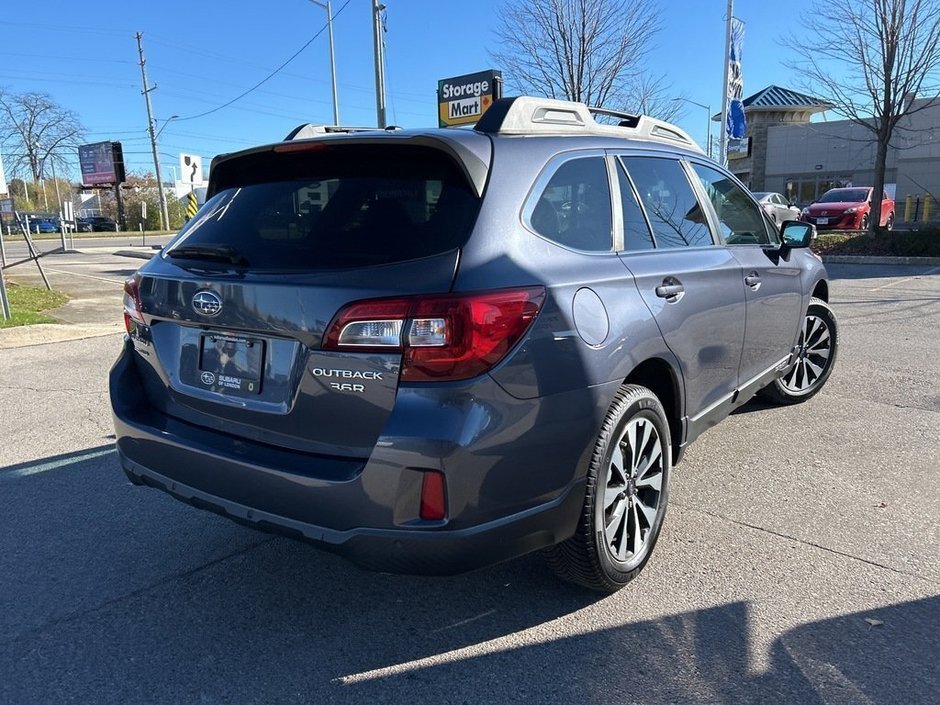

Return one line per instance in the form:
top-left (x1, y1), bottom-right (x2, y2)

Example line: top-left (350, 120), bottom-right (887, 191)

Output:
top-left (727, 18), bottom-right (746, 139)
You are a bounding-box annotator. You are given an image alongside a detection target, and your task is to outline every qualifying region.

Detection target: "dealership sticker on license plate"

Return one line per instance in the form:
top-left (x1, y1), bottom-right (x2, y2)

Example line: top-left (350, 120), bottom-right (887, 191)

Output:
top-left (199, 334), bottom-right (264, 394)
top-left (816, 217), bottom-right (829, 225)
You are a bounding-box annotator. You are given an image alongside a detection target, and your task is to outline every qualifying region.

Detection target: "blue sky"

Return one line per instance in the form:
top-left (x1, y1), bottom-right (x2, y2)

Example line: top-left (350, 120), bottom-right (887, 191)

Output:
top-left (0, 0), bottom-right (821, 180)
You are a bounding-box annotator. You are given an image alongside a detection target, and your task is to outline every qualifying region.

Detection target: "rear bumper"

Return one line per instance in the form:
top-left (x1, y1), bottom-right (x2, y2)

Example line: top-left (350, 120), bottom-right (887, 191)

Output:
top-left (118, 452), bottom-right (585, 575)
top-left (111, 339), bottom-right (601, 575)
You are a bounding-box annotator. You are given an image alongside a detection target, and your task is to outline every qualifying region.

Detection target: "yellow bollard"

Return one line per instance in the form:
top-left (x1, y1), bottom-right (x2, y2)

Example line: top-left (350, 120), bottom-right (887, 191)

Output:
top-left (925, 195), bottom-right (933, 222)
top-left (904, 195), bottom-right (913, 222)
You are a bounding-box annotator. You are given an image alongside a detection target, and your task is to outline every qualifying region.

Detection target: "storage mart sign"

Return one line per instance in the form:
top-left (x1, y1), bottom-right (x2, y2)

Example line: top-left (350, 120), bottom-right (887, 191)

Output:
top-left (438, 70), bottom-right (501, 127)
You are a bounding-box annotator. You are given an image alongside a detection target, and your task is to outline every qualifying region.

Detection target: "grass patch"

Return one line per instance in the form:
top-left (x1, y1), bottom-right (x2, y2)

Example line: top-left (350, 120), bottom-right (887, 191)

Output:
top-left (813, 229), bottom-right (940, 257)
top-left (0, 282), bottom-right (69, 328)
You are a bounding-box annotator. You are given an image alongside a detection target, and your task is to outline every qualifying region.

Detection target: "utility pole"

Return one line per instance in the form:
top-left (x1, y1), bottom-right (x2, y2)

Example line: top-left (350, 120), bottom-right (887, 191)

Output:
top-left (372, 0), bottom-right (387, 128)
top-left (719, 0), bottom-right (733, 166)
top-left (136, 32), bottom-right (170, 232)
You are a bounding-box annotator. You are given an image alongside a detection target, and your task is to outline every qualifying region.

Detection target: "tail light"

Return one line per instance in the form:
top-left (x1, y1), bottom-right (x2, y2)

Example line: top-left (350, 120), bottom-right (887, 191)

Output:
top-left (323, 286), bottom-right (546, 382)
top-left (123, 277), bottom-right (144, 334)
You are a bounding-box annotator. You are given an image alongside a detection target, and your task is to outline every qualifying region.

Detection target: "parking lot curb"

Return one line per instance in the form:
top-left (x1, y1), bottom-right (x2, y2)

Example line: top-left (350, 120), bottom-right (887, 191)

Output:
top-left (0, 323), bottom-right (123, 349)
top-left (112, 249), bottom-right (158, 260)
top-left (821, 255), bottom-right (940, 265)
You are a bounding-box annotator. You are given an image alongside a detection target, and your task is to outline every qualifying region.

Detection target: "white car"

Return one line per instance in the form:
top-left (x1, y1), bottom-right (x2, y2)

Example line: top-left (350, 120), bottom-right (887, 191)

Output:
top-left (752, 192), bottom-right (801, 224)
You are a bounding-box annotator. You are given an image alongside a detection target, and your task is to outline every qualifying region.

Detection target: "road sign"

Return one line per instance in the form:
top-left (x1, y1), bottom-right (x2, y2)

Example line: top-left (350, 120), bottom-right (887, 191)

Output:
top-left (438, 70), bottom-right (502, 127)
top-left (179, 153), bottom-right (204, 185)
top-left (185, 191), bottom-right (198, 220)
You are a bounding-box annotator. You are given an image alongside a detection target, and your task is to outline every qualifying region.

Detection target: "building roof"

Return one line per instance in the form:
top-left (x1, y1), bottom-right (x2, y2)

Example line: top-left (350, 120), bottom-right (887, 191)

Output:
top-left (742, 85), bottom-right (831, 112)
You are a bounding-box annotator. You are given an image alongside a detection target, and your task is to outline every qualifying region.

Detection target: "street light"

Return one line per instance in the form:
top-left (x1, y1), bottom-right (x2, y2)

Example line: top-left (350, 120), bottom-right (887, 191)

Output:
top-left (673, 98), bottom-right (713, 159)
top-left (308, 0), bottom-right (340, 125)
top-left (156, 115), bottom-right (179, 140)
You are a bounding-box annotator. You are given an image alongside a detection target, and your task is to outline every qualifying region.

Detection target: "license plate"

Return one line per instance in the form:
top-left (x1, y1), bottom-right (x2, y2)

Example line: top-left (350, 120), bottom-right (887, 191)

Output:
top-left (816, 217), bottom-right (829, 225)
top-left (199, 334), bottom-right (264, 394)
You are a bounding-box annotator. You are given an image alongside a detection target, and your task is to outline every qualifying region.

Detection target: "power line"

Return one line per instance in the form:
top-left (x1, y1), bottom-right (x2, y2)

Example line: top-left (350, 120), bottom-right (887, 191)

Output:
top-left (173, 0), bottom-right (353, 123)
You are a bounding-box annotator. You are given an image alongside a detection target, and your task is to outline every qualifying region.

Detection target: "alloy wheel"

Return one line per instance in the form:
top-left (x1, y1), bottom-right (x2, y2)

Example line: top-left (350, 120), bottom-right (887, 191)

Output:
top-left (602, 417), bottom-right (664, 562)
top-left (780, 313), bottom-right (832, 394)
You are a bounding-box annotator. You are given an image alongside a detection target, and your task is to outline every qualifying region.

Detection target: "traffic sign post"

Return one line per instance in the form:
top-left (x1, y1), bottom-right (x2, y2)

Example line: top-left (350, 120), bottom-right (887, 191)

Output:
top-left (0, 263), bottom-right (11, 320)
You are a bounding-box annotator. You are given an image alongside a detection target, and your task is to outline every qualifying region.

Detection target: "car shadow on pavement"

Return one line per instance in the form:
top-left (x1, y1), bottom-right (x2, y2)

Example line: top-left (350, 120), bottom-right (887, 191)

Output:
top-left (1, 449), bottom-right (937, 704)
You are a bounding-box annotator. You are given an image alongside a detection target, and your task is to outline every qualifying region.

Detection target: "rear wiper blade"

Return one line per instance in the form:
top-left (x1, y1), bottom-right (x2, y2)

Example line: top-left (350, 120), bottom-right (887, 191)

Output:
top-left (166, 244), bottom-right (250, 266)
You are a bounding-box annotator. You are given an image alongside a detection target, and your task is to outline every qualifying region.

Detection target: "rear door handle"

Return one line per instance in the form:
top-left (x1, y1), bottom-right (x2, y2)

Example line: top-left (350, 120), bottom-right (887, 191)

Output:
top-left (655, 283), bottom-right (685, 298)
top-left (745, 274), bottom-right (761, 288)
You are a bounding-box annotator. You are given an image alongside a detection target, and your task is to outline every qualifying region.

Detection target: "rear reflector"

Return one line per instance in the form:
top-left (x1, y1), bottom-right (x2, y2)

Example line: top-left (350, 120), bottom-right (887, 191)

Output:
top-left (419, 470), bottom-right (447, 521)
top-left (323, 287), bottom-right (545, 382)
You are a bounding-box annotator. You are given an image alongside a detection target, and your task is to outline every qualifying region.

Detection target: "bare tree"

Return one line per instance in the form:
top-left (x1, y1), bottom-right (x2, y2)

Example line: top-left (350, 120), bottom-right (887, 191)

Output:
top-left (491, 0), bottom-right (674, 118)
top-left (787, 0), bottom-right (940, 232)
top-left (0, 88), bottom-right (85, 183)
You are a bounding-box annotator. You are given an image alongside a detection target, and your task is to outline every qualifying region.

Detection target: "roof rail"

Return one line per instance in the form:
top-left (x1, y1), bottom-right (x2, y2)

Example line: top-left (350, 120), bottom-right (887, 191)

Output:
top-left (474, 96), bottom-right (704, 154)
top-left (284, 124), bottom-right (380, 140)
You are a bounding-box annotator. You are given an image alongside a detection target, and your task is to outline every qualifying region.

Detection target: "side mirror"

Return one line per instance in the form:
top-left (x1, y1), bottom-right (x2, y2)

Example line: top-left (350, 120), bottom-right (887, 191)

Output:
top-left (781, 220), bottom-right (815, 248)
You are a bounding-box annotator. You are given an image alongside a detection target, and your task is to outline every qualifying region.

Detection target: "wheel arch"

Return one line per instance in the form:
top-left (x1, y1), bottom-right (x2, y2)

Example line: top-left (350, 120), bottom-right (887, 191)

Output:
top-left (623, 357), bottom-right (684, 464)
top-left (811, 278), bottom-right (829, 302)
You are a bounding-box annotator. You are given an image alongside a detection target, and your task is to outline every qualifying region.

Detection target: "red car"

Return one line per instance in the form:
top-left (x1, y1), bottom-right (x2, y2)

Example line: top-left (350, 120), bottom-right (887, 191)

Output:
top-left (801, 187), bottom-right (895, 230)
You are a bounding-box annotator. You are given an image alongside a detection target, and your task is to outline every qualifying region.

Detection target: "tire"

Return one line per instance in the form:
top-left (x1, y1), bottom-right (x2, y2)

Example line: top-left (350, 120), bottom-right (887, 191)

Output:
top-left (759, 297), bottom-right (838, 405)
top-left (544, 385), bottom-right (671, 592)
top-left (886, 212), bottom-right (895, 231)
top-left (860, 214), bottom-right (870, 230)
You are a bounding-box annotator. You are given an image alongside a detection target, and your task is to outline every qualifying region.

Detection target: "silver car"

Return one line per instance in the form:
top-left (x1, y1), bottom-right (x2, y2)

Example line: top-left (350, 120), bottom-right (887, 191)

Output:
top-left (753, 191), bottom-right (801, 224)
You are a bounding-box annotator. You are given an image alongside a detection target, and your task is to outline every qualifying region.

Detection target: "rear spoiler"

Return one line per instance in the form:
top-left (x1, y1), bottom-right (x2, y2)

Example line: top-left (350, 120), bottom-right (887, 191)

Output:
top-left (208, 131), bottom-right (492, 199)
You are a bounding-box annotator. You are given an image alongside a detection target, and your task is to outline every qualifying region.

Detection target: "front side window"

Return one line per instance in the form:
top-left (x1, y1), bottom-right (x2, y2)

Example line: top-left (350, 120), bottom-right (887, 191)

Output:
top-left (692, 163), bottom-right (776, 245)
top-left (620, 157), bottom-right (713, 248)
top-left (528, 156), bottom-right (613, 252)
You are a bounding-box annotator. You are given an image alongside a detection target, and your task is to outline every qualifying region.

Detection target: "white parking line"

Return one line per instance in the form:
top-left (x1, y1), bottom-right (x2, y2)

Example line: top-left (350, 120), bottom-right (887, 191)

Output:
top-left (0, 447), bottom-right (117, 482)
top-left (41, 267), bottom-right (126, 285)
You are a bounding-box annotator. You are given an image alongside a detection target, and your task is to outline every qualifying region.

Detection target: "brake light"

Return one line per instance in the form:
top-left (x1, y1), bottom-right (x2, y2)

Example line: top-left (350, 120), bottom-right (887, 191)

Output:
top-left (322, 287), bottom-right (545, 382)
top-left (123, 277), bottom-right (144, 334)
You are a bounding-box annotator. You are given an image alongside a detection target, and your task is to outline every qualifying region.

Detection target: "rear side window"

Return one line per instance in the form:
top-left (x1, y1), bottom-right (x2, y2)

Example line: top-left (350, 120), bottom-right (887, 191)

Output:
top-left (621, 157), bottom-right (713, 248)
top-left (528, 157), bottom-right (613, 252)
top-left (164, 145), bottom-right (480, 270)
top-left (692, 163), bottom-right (776, 245)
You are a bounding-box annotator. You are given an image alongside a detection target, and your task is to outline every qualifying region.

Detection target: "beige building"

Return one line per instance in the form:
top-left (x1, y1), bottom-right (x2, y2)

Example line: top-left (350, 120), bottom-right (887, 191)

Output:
top-left (728, 85), bottom-right (940, 222)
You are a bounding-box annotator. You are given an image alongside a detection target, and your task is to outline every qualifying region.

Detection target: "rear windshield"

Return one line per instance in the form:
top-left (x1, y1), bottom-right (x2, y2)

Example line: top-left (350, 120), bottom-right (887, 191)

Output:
top-left (164, 144), bottom-right (480, 271)
top-left (818, 188), bottom-right (868, 203)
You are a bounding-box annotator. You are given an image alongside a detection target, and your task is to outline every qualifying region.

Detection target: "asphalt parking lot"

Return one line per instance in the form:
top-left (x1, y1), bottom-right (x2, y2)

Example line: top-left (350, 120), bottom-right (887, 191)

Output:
top-left (0, 249), bottom-right (937, 704)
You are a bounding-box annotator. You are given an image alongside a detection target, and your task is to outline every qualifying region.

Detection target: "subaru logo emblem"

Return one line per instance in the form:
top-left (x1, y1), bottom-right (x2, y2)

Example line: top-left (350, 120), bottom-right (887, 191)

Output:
top-left (192, 290), bottom-right (223, 317)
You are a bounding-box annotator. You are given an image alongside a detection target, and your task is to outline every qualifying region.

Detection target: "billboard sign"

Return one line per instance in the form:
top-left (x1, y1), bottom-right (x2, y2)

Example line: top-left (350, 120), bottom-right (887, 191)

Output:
top-left (78, 141), bottom-right (126, 186)
top-left (438, 70), bottom-right (501, 127)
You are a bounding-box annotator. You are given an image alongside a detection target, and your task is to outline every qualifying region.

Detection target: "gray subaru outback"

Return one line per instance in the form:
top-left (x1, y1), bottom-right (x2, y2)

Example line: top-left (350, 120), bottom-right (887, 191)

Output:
top-left (110, 96), bottom-right (837, 591)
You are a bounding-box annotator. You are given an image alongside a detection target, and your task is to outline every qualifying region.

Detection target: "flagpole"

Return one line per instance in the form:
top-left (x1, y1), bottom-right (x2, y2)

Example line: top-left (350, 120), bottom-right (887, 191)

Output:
top-left (720, 0), bottom-right (733, 166)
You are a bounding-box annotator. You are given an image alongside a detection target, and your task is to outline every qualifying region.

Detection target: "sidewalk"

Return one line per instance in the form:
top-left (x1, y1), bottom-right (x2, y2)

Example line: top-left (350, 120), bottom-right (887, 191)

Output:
top-left (0, 245), bottom-right (144, 349)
